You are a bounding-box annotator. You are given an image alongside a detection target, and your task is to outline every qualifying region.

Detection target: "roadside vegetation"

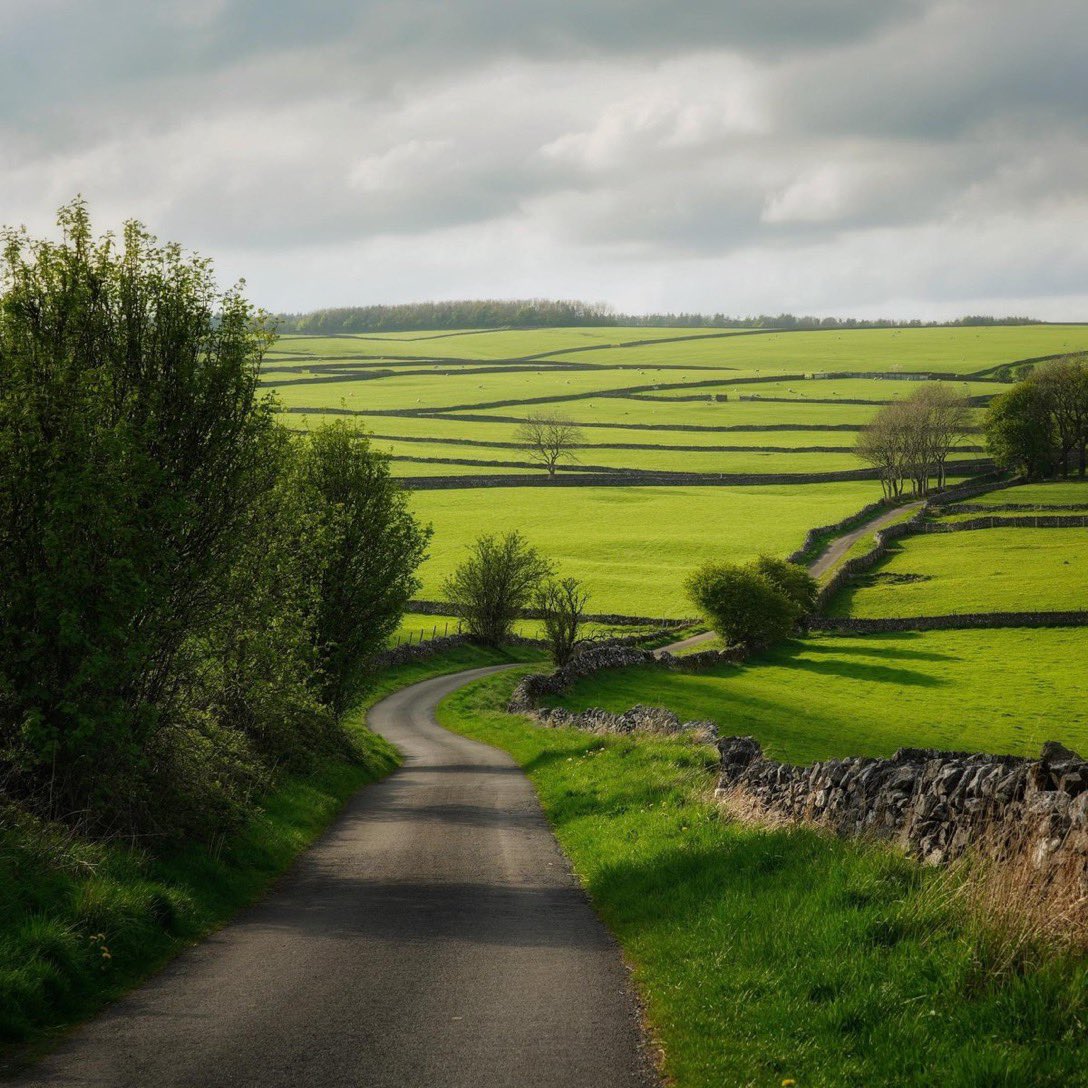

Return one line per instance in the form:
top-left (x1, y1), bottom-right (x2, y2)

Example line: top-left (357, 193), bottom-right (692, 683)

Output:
top-left (0, 642), bottom-right (537, 1053)
top-left (440, 668), bottom-right (1088, 1087)
top-left (0, 203), bottom-right (447, 1050)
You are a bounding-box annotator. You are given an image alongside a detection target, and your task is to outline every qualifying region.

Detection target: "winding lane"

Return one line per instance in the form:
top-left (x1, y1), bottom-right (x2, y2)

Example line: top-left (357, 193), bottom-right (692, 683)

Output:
top-left (13, 665), bottom-right (654, 1088)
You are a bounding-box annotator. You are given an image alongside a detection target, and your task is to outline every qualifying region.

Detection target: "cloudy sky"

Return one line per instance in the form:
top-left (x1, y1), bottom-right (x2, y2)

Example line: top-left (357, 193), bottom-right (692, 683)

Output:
top-left (3, 0), bottom-right (1086, 318)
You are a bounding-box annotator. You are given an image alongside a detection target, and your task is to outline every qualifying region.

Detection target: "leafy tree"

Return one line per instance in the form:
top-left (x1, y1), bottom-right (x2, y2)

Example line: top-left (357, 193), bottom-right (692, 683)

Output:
top-left (515, 412), bottom-right (584, 476)
top-left (685, 563), bottom-right (801, 652)
top-left (533, 577), bottom-right (590, 666)
top-left (0, 200), bottom-right (278, 824)
top-left (754, 555), bottom-right (818, 615)
top-left (444, 532), bottom-right (552, 646)
top-left (292, 422), bottom-right (431, 717)
top-left (985, 381), bottom-right (1058, 477)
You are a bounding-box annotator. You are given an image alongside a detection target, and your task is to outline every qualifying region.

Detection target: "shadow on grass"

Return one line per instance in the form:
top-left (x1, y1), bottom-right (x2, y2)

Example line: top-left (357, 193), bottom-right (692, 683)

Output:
top-left (774, 653), bottom-right (945, 687)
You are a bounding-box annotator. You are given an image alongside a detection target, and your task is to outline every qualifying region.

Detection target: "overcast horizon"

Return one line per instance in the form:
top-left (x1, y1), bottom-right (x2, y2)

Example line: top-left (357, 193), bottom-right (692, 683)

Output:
top-left (3, 0), bottom-right (1087, 321)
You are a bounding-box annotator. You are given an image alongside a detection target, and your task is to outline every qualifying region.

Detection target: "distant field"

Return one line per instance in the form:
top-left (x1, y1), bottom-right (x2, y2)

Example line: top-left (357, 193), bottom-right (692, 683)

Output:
top-left (410, 482), bottom-right (880, 616)
top-left (832, 527), bottom-right (1088, 617)
top-left (261, 325), bottom-right (1088, 614)
top-left (551, 629), bottom-right (1088, 762)
top-left (968, 480), bottom-right (1088, 505)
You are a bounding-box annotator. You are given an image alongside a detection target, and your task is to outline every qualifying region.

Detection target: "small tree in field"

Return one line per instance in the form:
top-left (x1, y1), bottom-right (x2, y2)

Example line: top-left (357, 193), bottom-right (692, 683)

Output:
top-left (533, 577), bottom-right (590, 666)
top-left (444, 532), bottom-right (552, 646)
top-left (515, 412), bottom-right (584, 476)
top-left (686, 562), bottom-right (801, 651)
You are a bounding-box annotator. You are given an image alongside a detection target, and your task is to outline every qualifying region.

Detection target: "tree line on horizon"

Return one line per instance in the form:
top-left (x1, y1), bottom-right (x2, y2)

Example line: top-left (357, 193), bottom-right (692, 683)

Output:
top-left (276, 299), bottom-right (1041, 336)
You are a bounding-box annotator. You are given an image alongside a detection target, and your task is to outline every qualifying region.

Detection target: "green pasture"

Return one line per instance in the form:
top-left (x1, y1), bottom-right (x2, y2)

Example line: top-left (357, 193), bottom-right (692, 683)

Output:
top-left (409, 481), bottom-right (883, 616)
top-left (551, 628), bottom-right (1088, 762)
top-left (646, 376), bottom-right (1001, 402)
top-left (545, 325), bottom-right (1088, 374)
top-left (292, 413), bottom-right (883, 449)
top-left (271, 326), bottom-right (744, 363)
top-left (968, 480), bottom-right (1088, 506)
top-left (387, 613), bottom-right (663, 646)
top-left (374, 435), bottom-right (985, 477)
top-left (265, 364), bottom-right (735, 414)
top-left (464, 395), bottom-right (893, 428)
top-left (440, 667), bottom-right (1088, 1088)
top-left (830, 527), bottom-right (1088, 617)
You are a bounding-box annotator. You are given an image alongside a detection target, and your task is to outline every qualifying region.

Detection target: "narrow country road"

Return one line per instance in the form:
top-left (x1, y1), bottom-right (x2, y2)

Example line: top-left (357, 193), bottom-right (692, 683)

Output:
top-left (12, 665), bottom-right (655, 1088)
top-left (658, 501), bottom-right (923, 656)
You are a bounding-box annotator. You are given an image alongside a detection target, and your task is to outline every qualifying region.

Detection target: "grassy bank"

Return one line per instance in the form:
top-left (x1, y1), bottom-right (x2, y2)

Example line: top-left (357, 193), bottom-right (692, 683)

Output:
top-left (439, 668), bottom-right (1088, 1087)
top-left (0, 642), bottom-right (531, 1059)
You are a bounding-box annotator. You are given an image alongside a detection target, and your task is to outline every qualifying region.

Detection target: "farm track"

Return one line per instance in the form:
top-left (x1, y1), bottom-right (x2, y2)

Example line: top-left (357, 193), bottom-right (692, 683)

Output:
top-left (657, 501), bottom-right (925, 656)
top-left (12, 666), bottom-right (655, 1088)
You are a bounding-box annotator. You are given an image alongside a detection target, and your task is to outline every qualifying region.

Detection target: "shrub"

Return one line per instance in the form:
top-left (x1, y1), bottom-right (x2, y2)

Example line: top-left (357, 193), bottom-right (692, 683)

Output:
top-left (444, 532), bottom-right (552, 646)
top-left (533, 577), bottom-right (590, 666)
top-left (686, 562), bottom-right (801, 651)
top-left (754, 555), bottom-right (818, 615)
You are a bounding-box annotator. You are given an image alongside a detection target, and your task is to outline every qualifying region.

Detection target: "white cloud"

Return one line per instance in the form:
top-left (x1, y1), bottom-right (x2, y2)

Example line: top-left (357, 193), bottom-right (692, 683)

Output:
top-left (1, 0), bottom-right (1085, 318)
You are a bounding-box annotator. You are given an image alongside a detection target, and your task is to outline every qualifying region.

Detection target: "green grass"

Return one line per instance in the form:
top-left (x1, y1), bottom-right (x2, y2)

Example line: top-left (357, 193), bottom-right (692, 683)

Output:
top-left (550, 629), bottom-right (1088, 762)
top-left (439, 668), bottom-right (1088, 1087)
top-left (545, 325), bottom-right (1088, 373)
top-left (969, 480), bottom-right (1088, 505)
top-left (831, 528), bottom-right (1088, 617)
top-left (0, 642), bottom-right (536, 1058)
top-left (387, 614), bottom-right (665, 646)
top-left (410, 481), bottom-right (885, 616)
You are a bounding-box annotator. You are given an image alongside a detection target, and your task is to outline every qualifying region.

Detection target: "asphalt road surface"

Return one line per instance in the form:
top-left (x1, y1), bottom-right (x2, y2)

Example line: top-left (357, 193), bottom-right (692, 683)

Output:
top-left (13, 664), bottom-right (655, 1088)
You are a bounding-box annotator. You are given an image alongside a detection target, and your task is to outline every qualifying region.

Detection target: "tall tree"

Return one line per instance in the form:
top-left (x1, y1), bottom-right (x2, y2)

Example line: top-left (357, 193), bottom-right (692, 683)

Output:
top-left (0, 200), bottom-right (277, 819)
top-left (292, 422), bottom-right (431, 717)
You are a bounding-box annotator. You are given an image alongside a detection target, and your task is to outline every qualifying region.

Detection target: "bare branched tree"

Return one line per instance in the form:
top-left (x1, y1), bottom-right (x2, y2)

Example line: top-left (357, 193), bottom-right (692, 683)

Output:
top-left (856, 383), bottom-right (972, 498)
top-left (532, 576), bottom-right (590, 666)
top-left (515, 412), bottom-right (584, 476)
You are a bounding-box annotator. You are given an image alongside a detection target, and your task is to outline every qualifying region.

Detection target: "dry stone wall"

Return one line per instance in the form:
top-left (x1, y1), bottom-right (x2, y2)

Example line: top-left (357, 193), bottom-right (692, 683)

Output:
top-left (716, 736), bottom-right (1088, 886)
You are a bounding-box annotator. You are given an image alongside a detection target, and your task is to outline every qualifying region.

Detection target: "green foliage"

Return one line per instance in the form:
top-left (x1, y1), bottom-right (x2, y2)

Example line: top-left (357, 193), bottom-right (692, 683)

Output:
top-left (985, 357), bottom-right (1088, 478)
top-left (0, 204), bottom-right (430, 840)
top-left (686, 561), bottom-right (800, 650)
top-left (753, 554), bottom-right (818, 614)
top-left (443, 531), bottom-right (552, 646)
top-left (986, 381), bottom-right (1060, 477)
top-left (291, 422), bottom-right (431, 716)
top-left (0, 200), bottom-right (279, 830)
top-left (441, 669), bottom-right (1088, 1088)
top-left (532, 576), bottom-right (590, 666)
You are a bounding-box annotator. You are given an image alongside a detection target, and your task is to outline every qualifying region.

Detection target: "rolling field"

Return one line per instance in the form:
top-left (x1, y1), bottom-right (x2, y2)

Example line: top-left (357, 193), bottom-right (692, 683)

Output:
top-left (830, 527), bottom-right (1088, 617)
top-left (550, 629), bottom-right (1088, 763)
top-left (410, 482), bottom-right (882, 616)
top-left (261, 324), bottom-right (1088, 616)
top-left (968, 480), bottom-right (1088, 505)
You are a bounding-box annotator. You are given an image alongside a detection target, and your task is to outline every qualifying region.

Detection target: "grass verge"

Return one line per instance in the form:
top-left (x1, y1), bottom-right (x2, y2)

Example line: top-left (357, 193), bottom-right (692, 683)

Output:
top-left (0, 641), bottom-right (534, 1064)
top-left (439, 668), bottom-right (1088, 1087)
